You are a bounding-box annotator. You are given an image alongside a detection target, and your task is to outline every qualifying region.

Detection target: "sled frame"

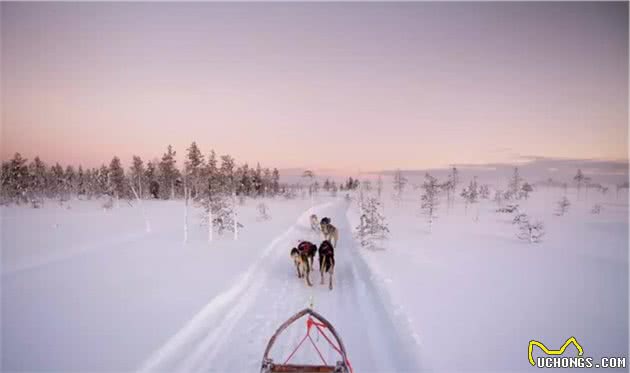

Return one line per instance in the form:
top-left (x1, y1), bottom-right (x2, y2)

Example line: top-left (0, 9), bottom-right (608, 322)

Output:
top-left (261, 308), bottom-right (350, 373)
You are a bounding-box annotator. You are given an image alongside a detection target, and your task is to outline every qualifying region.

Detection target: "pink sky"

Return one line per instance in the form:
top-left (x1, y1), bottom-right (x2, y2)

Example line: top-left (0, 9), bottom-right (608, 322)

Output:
top-left (1, 2), bottom-right (627, 171)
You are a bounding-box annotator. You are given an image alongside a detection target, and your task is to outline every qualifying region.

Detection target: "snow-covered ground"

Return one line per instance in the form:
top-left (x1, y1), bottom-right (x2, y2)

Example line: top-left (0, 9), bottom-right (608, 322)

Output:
top-left (2, 186), bottom-right (628, 372)
top-left (2, 197), bottom-right (317, 371)
top-left (348, 185), bottom-right (628, 372)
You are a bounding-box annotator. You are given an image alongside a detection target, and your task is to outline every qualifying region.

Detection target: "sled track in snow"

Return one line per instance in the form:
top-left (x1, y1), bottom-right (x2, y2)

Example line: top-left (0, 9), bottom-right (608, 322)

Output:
top-left (139, 201), bottom-right (422, 373)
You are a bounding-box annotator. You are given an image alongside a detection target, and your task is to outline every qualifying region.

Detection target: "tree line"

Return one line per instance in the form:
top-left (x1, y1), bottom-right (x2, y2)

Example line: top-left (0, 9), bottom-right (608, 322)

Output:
top-left (0, 142), bottom-right (282, 206)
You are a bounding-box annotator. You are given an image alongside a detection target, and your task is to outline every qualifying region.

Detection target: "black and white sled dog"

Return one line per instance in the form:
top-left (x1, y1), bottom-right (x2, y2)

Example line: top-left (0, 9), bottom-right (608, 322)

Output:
top-left (318, 240), bottom-right (336, 290)
top-left (320, 217), bottom-right (339, 248)
top-left (310, 214), bottom-right (320, 232)
top-left (290, 241), bottom-right (317, 286)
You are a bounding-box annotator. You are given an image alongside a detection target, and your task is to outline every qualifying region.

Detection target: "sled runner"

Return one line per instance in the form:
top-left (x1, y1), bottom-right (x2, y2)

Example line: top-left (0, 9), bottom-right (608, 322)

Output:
top-left (261, 308), bottom-right (353, 373)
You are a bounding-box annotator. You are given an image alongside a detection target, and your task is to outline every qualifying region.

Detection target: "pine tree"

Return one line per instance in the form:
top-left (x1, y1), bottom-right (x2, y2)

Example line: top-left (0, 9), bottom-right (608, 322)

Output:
top-left (323, 179), bottom-right (331, 191)
top-left (444, 167), bottom-right (459, 208)
top-left (515, 214), bottom-right (544, 243)
top-left (50, 163), bottom-right (66, 199)
top-left (185, 142), bottom-right (205, 199)
top-left (479, 184), bottom-right (490, 199)
top-left (420, 173), bottom-right (441, 232)
top-left (77, 166), bottom-right (86, 196)
top-left (158, 145), bottom-right (178, 199)
top-left (130, 156), bottom-right (146, 198)
top-left (63, 165), bottom-right (77, 200)
top-left (555, 196), bottom-right (571, 216)
top-left (392, 169), bottom-right (408, 202)
top-left (28, 156), bottom-right (47, 202)
top-left (109, 156), bottom-right (126, 200)
top-left (507, 167), bottom-right (522, 200)
top-left (520, 182), bottom-right (533, 199)
top-left (271, 168), bottom-right (280, 195)
top-left (377, 175), bottom-right (383, 199)
top-left (355, 197), bottom-right (390, 249)
top-left (220, 154), bottom-right (236, 194)
top-left (460, 178), bottom-right (479, 214)
top-left (2, 153), bottom-right (29, 203)
top-left (253, 163), bottom-right (263, 196)
top-left (574, 169), bottom-right (586, 199)
top-left (145, 160), bottom-right (159, 198)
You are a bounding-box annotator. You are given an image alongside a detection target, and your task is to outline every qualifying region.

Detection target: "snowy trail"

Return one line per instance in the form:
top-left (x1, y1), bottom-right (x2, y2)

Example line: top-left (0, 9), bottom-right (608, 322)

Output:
top-left (139, 200), bottom-right (421, 373)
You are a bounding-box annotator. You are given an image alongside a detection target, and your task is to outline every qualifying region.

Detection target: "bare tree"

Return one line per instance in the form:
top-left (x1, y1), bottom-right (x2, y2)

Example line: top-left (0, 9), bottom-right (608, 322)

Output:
top-left (392, 169), bottom-right (408, 203)
top-left (616, 182), bottom-right (629, 199)
top-left (420, 173), bottom-right (440, 232)
top-left (302, 170), bottom-right (315, 206)
top-left (555, 196), bottom-right (571, 216)
top-left (574, 169), bottom-right (586, 200)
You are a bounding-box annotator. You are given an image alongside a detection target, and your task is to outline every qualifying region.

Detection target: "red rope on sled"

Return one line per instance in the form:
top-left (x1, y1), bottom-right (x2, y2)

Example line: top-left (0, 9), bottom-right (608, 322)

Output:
top-left (283, 316), bottom-right (354, 373)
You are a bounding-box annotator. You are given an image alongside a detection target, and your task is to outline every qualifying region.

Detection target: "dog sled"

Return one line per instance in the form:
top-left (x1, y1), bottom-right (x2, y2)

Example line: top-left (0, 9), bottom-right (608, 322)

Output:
top-left (261, 308), bottom-right (353, 373)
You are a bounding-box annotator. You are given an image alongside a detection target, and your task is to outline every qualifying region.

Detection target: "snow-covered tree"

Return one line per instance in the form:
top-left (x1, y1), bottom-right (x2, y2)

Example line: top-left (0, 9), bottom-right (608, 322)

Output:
top-left (257, 202), bottom-right (271, 220)
top-left (507, 167), bottom-right (523, 200)
top-left (109, 156), bottom-right (126, 202)
top-left (28, 156), bottom-right (47, 204)
top-left (362, 180), bottom-right (372, 192)
top-left (515, 214), bottom-right (544, 243)
top-left (616, 182), bottom-right (629, 199)
top-left (574, 169), bottom-right (586, 199)
top-left (185, 141), bottom-right (205, 199)
top-left (252, 163), bottom-right (264, 196)
top-left (420, 173), bottom-right (440, 232)
top-left (129, 155), bottom-right (146, 198)
top-left (555, 196), bottom-right (571, 216)
top-left (355, 196), bottom-right (389, 249)
top-left (479, 184), bottom-right (491, 199)
top-left (145, 160), bottom-right (159, 198)
top-left (460, 178), bottom-right (479, 214)
top-left (77, 166), bottom-right (86, 197)
top-left (158, 145), bottom-right (178, 199)
top-left (494, 189), bottom-right (504, 206)
top-left (520, 182), bottom-right (533, 200)
top-left (3, 153), bottom-right (30, 204)
top-left (271, 168), bottom-right (280, 195)
top-left (302, 170), bottom-right (315, 205)
top-left (591, 204), bottom-right (602, 214)
top-left (443, 167), bottom-right (459, 208)
top-left (96, 164), bottom-right (110, 196)
top-left (323, 179), bottom-right (331, 192)
top-left (376, 175), bottom-right (383, 199)
top-left (330, 181), bottom-right (338, 197)
top-left (262, 167), bottom-right (272, 197)
top-left (392, 169), bottom-right (408, 202)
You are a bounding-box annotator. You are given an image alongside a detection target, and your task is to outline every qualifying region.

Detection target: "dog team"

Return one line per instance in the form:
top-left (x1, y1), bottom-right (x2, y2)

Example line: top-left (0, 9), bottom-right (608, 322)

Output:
top-left (290, 215), bottom-right (339, 290)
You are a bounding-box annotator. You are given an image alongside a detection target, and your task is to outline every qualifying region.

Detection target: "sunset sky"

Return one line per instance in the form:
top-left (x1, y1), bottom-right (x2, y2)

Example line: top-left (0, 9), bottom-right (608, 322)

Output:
top-left (1, 2), bottom-right (628, 171)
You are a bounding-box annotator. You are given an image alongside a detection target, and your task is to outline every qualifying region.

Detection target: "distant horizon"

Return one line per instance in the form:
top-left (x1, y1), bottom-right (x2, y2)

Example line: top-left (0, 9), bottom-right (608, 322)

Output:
top-left (2, 2), bottom-right (628, 170)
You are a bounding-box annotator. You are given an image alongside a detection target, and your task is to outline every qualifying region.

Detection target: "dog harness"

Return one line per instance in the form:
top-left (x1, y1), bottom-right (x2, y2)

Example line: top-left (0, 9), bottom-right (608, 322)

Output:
top-left (298, 241), bottom-right (314, 254)
top-left (320, 242), bottom-right (333, 256)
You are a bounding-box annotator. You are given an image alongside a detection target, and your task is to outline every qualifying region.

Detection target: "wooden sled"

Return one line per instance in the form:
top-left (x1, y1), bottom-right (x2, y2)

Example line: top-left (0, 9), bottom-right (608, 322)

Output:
top-left (260, 308), bottom-right (352, 373)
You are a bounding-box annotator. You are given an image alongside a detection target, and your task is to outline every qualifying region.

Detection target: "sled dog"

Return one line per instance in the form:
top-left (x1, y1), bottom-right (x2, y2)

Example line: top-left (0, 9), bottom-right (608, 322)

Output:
top-left (291, 242), bottom-right (317, 286)
top-left (320, 217), bottom-right (338, 248)
top-left (310, 214), bottom-right (320, 232)
top-left (318, 240), bottom-right (336, 290)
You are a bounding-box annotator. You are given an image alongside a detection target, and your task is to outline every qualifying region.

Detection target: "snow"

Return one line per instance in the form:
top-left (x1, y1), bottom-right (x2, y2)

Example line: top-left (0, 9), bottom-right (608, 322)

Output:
top-left (348, 185), bottom-right (628, 371)
top-left (2, 185), bottom-right (628, 372)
